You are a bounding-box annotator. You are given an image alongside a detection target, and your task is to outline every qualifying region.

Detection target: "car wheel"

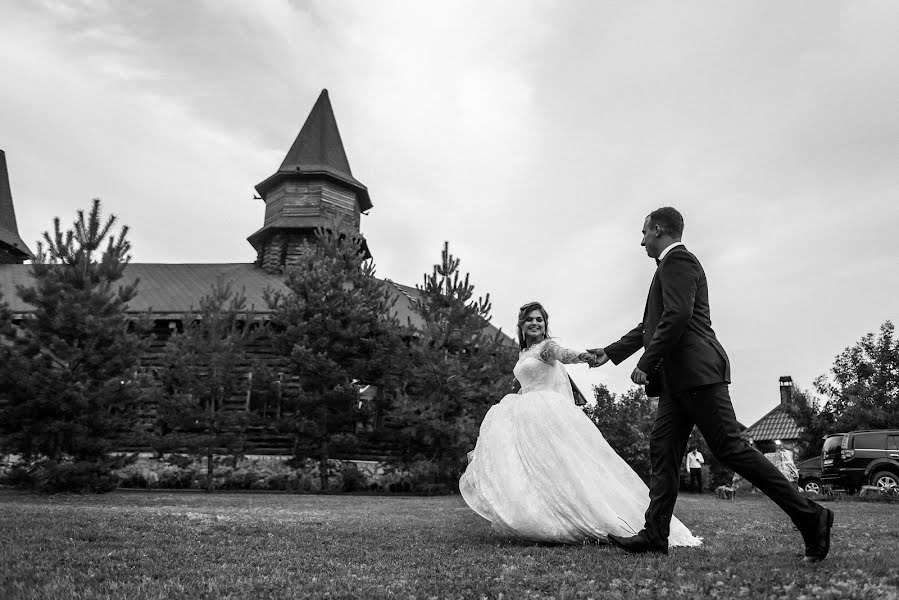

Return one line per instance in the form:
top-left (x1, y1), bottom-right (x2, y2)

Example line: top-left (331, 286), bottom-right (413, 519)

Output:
top-left (871, 471), bottom-right (899, 490)
top-left (802, 479), bottom-right (822, 494)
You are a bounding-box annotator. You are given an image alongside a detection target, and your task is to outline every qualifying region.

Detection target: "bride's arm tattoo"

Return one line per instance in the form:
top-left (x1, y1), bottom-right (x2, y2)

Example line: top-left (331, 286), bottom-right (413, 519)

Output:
top-left (539, 340), bottom-right (588, 365)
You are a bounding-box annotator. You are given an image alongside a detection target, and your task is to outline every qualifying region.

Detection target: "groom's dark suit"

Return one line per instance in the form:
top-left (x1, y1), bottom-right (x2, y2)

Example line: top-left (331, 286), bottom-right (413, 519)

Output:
top-left (605, 244), bottom-right (822, 547)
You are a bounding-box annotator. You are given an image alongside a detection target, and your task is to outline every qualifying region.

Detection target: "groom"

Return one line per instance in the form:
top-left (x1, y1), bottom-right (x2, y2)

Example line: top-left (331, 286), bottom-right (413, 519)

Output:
top-left (588, 207), bottom-right (833, 562)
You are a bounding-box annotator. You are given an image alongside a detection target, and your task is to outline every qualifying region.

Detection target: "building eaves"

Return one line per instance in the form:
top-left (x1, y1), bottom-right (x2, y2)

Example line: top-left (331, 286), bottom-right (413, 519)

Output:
top-left (746, 405), bottom-right (804, 442)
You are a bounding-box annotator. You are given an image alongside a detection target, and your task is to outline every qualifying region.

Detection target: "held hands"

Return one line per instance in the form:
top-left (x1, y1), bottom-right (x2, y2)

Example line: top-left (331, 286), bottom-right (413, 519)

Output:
top-left (579, 352), bottom-right (600, 368)
top-left (583, 348), bottom-right (651, 387)
top-left (584, 348), bottom-right (611, 368)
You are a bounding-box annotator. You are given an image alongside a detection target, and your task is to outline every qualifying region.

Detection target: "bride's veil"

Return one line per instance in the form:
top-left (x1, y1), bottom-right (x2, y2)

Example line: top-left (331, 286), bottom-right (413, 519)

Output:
top-left (549, 355), bottom-right (588, 406)
top-left (549, 360), bottom-right (574, 402)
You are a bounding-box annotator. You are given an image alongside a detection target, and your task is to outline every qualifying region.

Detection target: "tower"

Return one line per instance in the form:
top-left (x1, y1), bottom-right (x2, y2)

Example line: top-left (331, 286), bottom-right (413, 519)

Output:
top-left (0, 150), bottom-right (34, 264)
top-left (248, 89), bottom-right (372, 273)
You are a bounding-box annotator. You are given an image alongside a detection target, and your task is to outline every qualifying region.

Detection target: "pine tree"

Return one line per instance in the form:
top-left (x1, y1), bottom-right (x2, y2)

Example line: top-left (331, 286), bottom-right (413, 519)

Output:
top-left (0, 199), bottom-right (146, 493)
top-left (266, 221), bottom-right (402, 491)
top-left (0, 286), bottom-right (13, 378)
top-left (153, 278), bottom-right (259, 492)
top-left (0, 286), bottom-right (11, 336)
top-left (388, 242), bottom-right (517, 489)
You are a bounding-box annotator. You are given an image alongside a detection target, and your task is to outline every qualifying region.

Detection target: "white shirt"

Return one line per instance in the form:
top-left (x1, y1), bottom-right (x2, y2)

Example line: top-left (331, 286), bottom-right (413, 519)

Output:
top-left (686, 450), bottom-right (704, 469)
top-left (658, 241), bottom-right (685, 262)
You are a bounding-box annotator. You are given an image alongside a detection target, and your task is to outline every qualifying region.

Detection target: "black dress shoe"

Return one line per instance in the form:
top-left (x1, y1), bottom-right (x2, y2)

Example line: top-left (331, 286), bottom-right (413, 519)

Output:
top-left (607, 533), bottom-right (668, 555)
top-left (802, 507), bottom-right (834, 562)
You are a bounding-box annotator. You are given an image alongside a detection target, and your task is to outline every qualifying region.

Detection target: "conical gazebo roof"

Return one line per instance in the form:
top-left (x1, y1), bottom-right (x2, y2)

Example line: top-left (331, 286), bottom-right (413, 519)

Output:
top-left (0, 150), bottom-right (34, 260)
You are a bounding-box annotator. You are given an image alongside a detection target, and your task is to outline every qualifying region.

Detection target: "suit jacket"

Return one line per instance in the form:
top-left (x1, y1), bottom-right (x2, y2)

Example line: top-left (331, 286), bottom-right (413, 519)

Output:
top-left (605, 245), bottom-right (730, 396)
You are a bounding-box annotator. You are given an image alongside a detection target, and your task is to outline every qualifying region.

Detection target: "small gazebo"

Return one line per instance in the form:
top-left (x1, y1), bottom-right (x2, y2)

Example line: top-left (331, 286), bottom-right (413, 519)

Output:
top-left (0, 149), bottom-right (35, 265)
top-left (745, 376), bottom-right (804, 454)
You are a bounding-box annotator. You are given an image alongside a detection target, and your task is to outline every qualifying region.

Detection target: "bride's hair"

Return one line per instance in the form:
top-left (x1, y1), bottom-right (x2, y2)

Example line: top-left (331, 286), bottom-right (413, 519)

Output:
top-left (517, 301), bottom-right (550, 350)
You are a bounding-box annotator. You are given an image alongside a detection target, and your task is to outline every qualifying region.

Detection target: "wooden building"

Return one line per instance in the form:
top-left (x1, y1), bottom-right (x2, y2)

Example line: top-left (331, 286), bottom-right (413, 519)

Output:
top-left (0, 90), bottom-right (428, 324)
top-left (0, 90), bottom-right (508, 455)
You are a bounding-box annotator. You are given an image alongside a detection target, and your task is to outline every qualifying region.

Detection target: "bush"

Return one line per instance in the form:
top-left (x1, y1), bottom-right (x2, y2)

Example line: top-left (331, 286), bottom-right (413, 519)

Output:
top-left (31, 460), bottom-right (119, 494)
top-left (109, 455), bottom-right (459, 494)
top-left (341, 463), bottom-right (366, 492)
top-left (113, 456), bottom-right (335, 492)
top-left (164, 454), bottom-right (194, 469)
top-left (377, 459), bottom-right (455, 494)
top-left (0, 456), bottom-right (134, 494)
top-left (0, 465), bottom-right (34, 488)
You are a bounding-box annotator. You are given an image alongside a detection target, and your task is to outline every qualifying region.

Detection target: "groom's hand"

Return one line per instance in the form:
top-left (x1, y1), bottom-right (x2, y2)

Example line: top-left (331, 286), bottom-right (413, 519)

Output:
top-left (631, 367), bottom-right (649, 385)
top-left (586, 348), bottom-right (610, 368)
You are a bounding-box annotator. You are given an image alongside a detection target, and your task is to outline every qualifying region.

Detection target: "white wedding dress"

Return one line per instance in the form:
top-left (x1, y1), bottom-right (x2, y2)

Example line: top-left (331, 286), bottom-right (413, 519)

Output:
top-left (459, 339), bottom-right (702, 546)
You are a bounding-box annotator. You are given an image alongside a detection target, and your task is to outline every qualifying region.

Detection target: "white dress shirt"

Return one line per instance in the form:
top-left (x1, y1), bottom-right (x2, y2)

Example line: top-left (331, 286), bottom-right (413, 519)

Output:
top-left (686, 450), bottom-right (704, 469)
top-left (658, 241), bottom-right (685, 262)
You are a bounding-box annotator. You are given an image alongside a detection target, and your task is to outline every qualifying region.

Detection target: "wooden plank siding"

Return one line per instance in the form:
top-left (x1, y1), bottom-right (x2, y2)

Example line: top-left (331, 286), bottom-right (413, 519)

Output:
top-left (262, 181), bottom-right (359, 230)
top-left (123, 320), bottom-right (302, 456)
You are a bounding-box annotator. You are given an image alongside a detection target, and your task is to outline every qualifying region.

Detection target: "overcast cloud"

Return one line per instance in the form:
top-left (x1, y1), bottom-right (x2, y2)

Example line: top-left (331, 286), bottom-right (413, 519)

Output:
top-left (1, 0), bottom-right (896, 425)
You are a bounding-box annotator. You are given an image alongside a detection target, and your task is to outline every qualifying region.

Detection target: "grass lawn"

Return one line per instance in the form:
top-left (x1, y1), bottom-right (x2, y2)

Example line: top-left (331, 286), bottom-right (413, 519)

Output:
top-left (0, 490), bottom-right (896, 599)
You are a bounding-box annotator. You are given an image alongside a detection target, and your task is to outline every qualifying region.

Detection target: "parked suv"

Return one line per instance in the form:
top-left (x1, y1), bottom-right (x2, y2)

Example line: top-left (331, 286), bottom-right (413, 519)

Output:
top-left (821, 429), bottom-right (899, 493)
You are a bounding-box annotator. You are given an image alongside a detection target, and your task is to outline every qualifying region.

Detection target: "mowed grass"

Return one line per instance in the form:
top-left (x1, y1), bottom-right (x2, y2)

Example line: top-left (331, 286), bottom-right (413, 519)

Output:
top-left (0, 490), bottom-right (897, 599)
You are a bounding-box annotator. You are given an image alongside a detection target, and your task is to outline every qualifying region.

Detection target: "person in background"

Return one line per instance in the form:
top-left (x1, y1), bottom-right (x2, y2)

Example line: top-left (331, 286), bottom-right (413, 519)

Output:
top-left (686, 446), bottom-right (705, 493)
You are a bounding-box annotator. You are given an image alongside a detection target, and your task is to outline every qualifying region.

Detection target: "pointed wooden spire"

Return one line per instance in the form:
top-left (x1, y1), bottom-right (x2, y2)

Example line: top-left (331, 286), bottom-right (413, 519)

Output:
top-left (255, 89), bottom-right (371, 211)
top-left (249, 90), bottom-right (373, 271)
top-left (278, 89), bottom-right (354, 179)
top-left (0, 150), bottom-right (34, 263)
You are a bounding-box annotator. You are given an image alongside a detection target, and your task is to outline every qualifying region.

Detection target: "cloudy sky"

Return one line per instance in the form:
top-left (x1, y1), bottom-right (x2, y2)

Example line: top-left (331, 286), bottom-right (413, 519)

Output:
top-left (1, 0), bottom-right (896, 425)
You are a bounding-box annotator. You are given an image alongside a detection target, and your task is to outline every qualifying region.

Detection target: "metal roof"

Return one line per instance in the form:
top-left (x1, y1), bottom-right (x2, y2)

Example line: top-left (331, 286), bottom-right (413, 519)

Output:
top-left (746, 404), bottom-right (804, 442)
top-left (0, 263), bottom-right (284, 317)
top-left (0, 264), bottom-right (510, 344)
top-left (383, 278), bottom-right (426, 330)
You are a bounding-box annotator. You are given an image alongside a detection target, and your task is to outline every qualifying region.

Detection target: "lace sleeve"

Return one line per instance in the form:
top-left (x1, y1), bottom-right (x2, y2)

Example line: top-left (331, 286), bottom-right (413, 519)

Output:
top-left (538, 339), bottom-right (587, 365)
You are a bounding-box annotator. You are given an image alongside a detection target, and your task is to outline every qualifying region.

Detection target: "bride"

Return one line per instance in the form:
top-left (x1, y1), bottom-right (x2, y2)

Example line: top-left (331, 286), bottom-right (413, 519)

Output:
top-left (459, 301), bottom-right (701, 548)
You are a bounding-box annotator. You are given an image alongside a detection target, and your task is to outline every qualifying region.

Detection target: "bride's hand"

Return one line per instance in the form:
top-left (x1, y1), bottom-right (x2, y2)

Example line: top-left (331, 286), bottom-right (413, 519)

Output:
top-left (585, 348), bottom-right (610, 368)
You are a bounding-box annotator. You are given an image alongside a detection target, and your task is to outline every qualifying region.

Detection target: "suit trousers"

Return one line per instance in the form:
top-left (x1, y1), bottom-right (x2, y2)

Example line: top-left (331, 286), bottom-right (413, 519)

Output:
top-left (643, 382), bottom-right (821, 545)
top-left (689, 468), bottom-right (703, 493)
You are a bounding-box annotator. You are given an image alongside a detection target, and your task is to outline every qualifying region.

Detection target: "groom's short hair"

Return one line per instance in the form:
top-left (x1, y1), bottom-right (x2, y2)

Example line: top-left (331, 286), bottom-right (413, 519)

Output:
top-left (648, 207), bottom-right (684, 238)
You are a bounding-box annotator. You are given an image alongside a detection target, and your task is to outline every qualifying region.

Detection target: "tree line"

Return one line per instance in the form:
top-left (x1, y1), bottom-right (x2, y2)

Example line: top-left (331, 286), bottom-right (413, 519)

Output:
top-left (584, 321), bottom-right (898, 486)
top-left (1, 200), bottom-right (895, 493)
top-left (785, 320), bottom-right (898, 460)
top-left (0, 201), bottom-right (519, 493)
top-left (583, 323), bottom-right (898, 485)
